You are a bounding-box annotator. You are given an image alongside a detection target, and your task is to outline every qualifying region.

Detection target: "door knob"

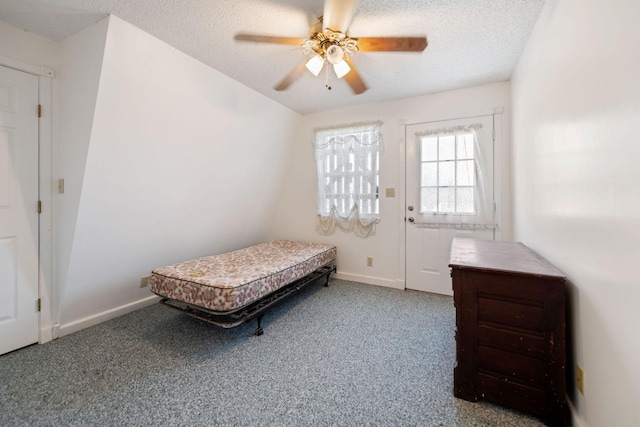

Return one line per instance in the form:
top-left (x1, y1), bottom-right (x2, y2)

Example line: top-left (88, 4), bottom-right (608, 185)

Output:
top-left (408, 205), bottom-right (414, 211)
top-left (408, 217), bottom-right (415, 223)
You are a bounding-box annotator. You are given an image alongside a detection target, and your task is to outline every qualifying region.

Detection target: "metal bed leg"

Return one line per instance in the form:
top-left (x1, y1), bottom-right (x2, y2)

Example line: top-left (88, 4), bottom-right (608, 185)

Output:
top-left (254, 314), bottom-right (264, 336)
top-left (324, 265), bottom-right (335, 287)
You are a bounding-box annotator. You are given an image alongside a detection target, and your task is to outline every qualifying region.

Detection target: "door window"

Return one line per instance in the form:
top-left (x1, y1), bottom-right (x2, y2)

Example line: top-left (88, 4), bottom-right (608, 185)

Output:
top-left (414, 123), bottom-right (495, 229)
top-left (420, 132), bottom-right (476, 214)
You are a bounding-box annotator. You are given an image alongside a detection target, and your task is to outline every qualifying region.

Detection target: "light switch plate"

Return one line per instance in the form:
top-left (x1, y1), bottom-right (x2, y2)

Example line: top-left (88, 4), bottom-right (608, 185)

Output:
top-left (385, 188), bottom-right (395, 197)
top-left (576, 364), bottom-right (584, 395)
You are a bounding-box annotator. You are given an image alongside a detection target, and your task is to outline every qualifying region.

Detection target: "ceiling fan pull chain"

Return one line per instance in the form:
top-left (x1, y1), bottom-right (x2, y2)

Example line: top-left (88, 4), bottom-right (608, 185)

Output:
top-left (325, 63), bottom-right (332, 90)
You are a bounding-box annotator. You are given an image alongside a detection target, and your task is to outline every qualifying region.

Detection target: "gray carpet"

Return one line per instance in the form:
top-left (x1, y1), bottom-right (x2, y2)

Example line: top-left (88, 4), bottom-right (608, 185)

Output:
top-left (0, 279), bottom-right (545, 426)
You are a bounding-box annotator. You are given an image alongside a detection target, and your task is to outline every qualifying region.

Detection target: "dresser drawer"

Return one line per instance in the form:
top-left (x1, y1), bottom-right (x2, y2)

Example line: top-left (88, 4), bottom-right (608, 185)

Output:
top-left (477, 373), bottom-right (547, 416)
top-left (478, 345), bottom-right (546, 385)
top-left (478, 293), bottom-right (544, 332)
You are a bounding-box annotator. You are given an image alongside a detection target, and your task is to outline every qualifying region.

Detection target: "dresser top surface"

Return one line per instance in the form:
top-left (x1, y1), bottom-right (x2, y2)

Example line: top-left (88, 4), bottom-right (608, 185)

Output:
top-left (449, 238), bottom-right (566, 279)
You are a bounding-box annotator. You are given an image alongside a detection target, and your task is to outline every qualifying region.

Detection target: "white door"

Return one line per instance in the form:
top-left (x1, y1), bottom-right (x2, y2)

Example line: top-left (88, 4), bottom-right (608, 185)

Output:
top-left (405, 115), bottom-right (495, 295)
top-left (0, 65), bottom-right (39, 355)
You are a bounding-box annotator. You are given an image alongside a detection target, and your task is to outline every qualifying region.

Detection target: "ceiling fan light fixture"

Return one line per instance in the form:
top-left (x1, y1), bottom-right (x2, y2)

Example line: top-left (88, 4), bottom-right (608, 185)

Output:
top-left (305, 54), bottom-right (325, 76)
top-left (333, 59), bottom-right (351, 78)
top-left (326, 44), bottom-right (345, 64)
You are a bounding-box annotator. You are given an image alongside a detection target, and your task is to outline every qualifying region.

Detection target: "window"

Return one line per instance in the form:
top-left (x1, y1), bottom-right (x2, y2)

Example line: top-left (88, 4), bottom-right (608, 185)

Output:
top-left (420, 132), bottom-right (476, 214)
top-left (414, 122), bottom-right (496, 230)
top-left (313, 121), bottom-right (383, 237)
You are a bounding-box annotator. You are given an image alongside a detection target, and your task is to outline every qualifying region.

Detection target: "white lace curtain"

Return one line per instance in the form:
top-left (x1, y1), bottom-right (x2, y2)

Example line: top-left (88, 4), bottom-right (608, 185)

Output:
top-left (313, 121), bottom-right (383, 238)
top-left (415, 124), bottom-right (496, 229)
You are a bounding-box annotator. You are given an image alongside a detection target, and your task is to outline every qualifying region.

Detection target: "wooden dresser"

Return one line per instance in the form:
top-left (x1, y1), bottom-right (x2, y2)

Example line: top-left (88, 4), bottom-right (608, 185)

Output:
top-left (449, 238), bottom-right (567, 425)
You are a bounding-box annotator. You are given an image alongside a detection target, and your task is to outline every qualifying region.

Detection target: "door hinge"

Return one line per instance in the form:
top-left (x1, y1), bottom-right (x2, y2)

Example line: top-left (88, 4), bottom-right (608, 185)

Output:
top-left (37, 298), bottom-right (41, 312)
top-left (37, 104), bottom-right (42, 118)
top-left (38, 200), bottom-right (42, 214)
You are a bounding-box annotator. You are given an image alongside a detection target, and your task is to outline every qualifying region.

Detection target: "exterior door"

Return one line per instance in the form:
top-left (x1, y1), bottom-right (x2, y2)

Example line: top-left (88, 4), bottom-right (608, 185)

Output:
top-left (405, 115), bottom-right (495, 295)
top-left (0, 65), bottom-right (39, 354)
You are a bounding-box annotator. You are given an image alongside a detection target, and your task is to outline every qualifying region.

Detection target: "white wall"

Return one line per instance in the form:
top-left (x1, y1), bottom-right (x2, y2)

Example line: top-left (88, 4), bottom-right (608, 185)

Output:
top-left (55, 16), bottom-right (300, 330)
top-left (511, 0), bottom-right (640, 425)
top-left (55, 17), bottom-right (110, 332)
top-left (0, 22), bottom-right (58, 68)
top-left (270, 82), bottom-right (511, 287)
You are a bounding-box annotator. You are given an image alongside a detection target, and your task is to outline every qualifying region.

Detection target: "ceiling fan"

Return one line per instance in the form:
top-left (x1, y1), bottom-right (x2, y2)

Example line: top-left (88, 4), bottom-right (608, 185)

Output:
top-left (234, 0), bottom-right (428, 94)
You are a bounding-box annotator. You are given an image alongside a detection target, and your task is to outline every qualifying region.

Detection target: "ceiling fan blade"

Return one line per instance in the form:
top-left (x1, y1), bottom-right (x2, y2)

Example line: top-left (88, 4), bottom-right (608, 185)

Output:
top-left (234, 34), bottom-right (306, 46)
top-left (344, 61), bottom-right (367, 95)
top-left (356, 36), bottom-right (428, 52)
top-left (323, 0), bottom-right (358, 33)
top-left (274, 60), bottom-right (309, 91)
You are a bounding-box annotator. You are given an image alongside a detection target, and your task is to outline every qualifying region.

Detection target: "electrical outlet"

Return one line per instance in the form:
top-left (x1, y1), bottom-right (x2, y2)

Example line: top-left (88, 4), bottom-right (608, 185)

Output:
top-left (367, 257), bottom-right (373, 267)
top-left (140, 275), bottom-right (151, 288)
top-left (576, 364), bottom-right (584, 395)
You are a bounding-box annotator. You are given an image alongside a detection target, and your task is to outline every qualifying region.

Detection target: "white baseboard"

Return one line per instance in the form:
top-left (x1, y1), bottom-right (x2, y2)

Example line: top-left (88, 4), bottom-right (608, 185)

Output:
top-left (56, 295), bottom-right (160, 338)
top-left (39, 325), bottom-right (54, 343)
top-left (332, 272), bottom-right (404, 290)
top-left (53, 275), bottom-right (401, 338)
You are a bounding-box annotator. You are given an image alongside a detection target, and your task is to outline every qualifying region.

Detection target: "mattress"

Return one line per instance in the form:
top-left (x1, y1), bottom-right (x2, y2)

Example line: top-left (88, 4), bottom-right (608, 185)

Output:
top-left (149, 240), bottom-right (337, 313)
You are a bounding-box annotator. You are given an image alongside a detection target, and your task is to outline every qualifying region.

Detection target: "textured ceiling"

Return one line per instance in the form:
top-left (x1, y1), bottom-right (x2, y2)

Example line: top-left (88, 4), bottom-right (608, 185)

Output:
top-left (0, 0), bottom-right (545, 115)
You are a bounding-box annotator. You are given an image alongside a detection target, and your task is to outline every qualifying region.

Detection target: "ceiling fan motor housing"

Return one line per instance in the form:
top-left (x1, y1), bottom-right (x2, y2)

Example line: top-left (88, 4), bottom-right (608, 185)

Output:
top-left (305, 19), bottom-right (359, 63)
